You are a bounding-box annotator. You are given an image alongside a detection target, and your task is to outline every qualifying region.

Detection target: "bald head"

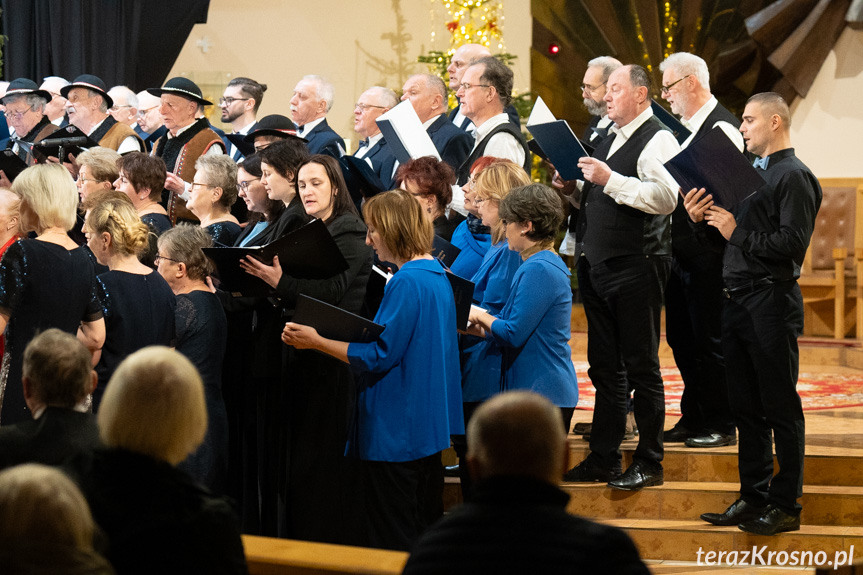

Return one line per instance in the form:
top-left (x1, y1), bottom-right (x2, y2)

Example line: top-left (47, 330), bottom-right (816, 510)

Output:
top-left (447, 43), bottom-right (493, 91)
top-left (467, 391), bottom-right (567, 484)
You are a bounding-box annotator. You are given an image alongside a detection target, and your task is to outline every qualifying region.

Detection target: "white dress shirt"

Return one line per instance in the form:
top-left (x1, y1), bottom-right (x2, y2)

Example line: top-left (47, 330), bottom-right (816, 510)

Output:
top-left (603, 105), bottom-right (681, 215)
top-left (680, 96), bottom-right (744, 152)
top-left (296, 117), bottom-right (325, 139)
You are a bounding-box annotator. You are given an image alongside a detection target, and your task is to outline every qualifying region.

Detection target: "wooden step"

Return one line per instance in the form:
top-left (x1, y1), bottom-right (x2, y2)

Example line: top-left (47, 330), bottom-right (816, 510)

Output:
top-left (604, 519), bottom-right (863, 565)
top-left (648, 562), bottom-right (815, 574)
top-left (564, 443), bottom-right (863, 487)
top-left (561, 482), bottom-right (863, 527)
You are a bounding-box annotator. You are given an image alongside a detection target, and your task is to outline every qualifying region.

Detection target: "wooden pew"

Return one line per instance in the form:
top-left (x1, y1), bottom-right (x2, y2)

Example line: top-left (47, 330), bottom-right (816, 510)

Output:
top-left (242, 535), bottom-right (408, 575)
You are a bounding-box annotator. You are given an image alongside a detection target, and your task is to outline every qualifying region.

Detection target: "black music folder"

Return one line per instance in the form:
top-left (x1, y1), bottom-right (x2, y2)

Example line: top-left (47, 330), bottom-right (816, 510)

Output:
top-left (445, 271), bottom-right (475, 331)
top-left (0, 150), bottom-right (28, 182)
top-left (32, 124), bottom-right (100, 160)
top-left (664, 127), bottom-right (766, 210)
top-left (432, 235), bottom-right (461, 268)
top-left (526, 96), bottom-right (591, 182)
top-left (340, 155), bottom-right (386, 206)
top-left (293, 294), bottom-right (384, 343)
top-left (651, 101), bottom-right (691, 145)
top-left (203, 218), bottom-right (349, 297)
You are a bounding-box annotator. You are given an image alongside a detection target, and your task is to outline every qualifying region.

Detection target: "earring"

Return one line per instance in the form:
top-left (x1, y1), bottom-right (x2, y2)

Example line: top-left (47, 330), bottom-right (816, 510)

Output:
top-left (520, 231), bottom-right (526, 236)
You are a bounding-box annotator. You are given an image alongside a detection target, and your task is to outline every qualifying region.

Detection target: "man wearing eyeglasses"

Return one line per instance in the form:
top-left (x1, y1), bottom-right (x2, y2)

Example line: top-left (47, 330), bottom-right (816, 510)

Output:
top-left (220, 77), bottom-right (266, 162)
top-left (657, 52), bottom-right (744, 451)
top-left (39, 76), bottom-right (70, 127)
top-left (0, 79), bottom-right (60, 186)
top-left (446, 43), bottom-right (520, 134)
top-left (290, 75), bottom-right (345, 158)
top-left (135, 91), bottom-right (166, 152)
top-left (454, 56), bottom-right (530, 188)
top-left (564, 65), bottom-right (680, 491)
top-left (353, 86), bottom-right (398, 189)
top-left (62, 75), bottom-right (144, 154)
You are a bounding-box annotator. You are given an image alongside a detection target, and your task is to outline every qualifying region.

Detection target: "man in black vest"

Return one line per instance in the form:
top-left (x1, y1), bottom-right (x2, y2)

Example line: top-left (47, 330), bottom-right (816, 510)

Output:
top-left (658, 52), bottom-right (744, 449)
top-left (564, 65), bottom-right (680, 490)
top-left (686, 93), bottom-right (820, 535)
top-left (454, 57), bottom-right (530, 190)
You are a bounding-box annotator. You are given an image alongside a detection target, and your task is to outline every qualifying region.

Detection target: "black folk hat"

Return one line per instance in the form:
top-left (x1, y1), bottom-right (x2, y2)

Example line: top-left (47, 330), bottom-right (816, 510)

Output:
top-left (243, 114), bottom-right (305, 142)
top-left (147, 77), bottom-right (212, 106)
top-left (1, 78), bottom-right (53, 105)
top-left (60, 75), bottom-right (114, 108)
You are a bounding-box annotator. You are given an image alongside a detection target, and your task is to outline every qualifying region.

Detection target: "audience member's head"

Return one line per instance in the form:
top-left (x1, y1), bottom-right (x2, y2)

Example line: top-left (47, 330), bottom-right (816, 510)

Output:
top-left (22, 329), bottom-right (96, 413)
top-left (467, 391), bottom-right (567, 484)
top-left (99, 346), bottom-right (207, 465)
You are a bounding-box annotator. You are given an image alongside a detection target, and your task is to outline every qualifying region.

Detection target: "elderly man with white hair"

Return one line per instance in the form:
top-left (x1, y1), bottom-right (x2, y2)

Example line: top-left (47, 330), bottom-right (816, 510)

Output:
top-left (352, 86), bottom-right (399, 188)
top-left (658, 52), bottom-right (744, 450)
top-left (290, 75), bottom-right (344, 158)
top-left (40, 76), bottom-right (70, 127)
top-left (1, 78), bottom-right (58, 158)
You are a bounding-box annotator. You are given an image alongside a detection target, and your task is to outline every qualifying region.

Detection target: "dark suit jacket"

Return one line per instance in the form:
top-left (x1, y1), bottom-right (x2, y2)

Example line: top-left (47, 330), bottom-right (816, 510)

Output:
top-left (427, 114), bottom-right (473, 173)
top-left (402, 475), bottom-right (650, 575)
top-left (304, 119), bottom-right (345, 158)
top-left (356, 137), bottom-right (397, 190)
top-left (0, 406), bottom-right (100, 470)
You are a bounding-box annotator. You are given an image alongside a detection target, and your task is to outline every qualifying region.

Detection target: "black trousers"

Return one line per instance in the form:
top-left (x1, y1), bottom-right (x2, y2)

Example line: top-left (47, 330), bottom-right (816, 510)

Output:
top-left (722, 281), bottom-right (805, 515)
top-left (359, 453), bottom-right (444, 551)
top-left (577, 254), bottom-right (670, 471)
top-left (665, 255), bottom-right (734, 435)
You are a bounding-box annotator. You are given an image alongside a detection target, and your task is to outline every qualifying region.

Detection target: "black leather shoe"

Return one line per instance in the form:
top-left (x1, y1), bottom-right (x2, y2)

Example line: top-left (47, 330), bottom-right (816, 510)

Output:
top-left (700, 499), bottom-right (767, 526)
top-left (663, 425), bottom-right (697, 442)
top-left (572, 422), bottom-right (592, 435)
top-left (563, 458), bottom-right (620, 483)
top-left (607, 459), bottom-right (663, 491)
top-left (738, 505), bottom-right (801, 535)
top-left (685, 432), bottom-right (737, 448)
top-left (443, 464), bottom-right (460, 477)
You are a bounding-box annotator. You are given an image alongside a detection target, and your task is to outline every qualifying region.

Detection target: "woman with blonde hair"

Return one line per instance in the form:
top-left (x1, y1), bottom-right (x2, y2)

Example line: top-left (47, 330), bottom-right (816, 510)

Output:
top-left (282, 189), bottom-right (462, 550)
top-left (83, 190), bottom-right (175, 409)
top-left (76, 346), bottom-right (247, 574)
top-left (453, 159), bottom-right (531, 496)
top-left (0, 464), bottom-right (113, 574)
top-left (0, 164), bottom-right (104, 426)
top-left (187, 155), bottom-right (242, 246)
top-left (0, 188), bottom-right (21, 360)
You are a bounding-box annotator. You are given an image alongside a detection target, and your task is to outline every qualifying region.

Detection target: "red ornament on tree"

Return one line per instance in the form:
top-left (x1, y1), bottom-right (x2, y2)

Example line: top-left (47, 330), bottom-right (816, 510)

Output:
top-left (447, 20), bottom-right (459, 32)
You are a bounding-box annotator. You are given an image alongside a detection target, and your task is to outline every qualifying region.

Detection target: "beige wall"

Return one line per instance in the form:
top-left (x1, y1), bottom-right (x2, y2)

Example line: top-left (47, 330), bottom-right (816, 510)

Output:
top-left (167, 0), bottom-right (531, 152)
top-left (790, 27), bottom-right (863, 178)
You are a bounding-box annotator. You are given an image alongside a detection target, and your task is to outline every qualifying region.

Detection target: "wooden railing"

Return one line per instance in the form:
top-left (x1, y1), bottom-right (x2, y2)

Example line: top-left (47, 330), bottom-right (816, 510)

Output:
top-left (243, 535), bottom-right (408, 575)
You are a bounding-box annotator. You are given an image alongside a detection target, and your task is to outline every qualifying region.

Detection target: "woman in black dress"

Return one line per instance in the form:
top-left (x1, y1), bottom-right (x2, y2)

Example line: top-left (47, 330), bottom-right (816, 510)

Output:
top-left (82, 191), bottom-right (176, 410)
top-left (0, 164), bottom-right (104, 426)
top-left (157, 225), bottom-right (229, 493)
top-left (396, 156), bottom-right (465, 242)
top-left (113, 152), bottom-right (171, 267)
top-left (240, 154), bottom-right (373, 543)
top-left (186, 155), bottom-right (242, 246)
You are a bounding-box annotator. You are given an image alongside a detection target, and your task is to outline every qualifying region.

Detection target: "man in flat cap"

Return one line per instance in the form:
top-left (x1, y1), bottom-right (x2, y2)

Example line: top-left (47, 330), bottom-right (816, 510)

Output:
top-left (148, 77), bottom-right (226, 224)
top-left (62, 75), bottom-right (143, 154)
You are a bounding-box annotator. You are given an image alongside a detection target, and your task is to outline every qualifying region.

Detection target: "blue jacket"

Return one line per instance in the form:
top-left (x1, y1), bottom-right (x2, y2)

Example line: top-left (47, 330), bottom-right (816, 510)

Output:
top-left (449, 219), bottom-right (491, 281)
top-left (460, 240), bottom-right (521, 402)
top-left (490, 250), bottom-right (578, 407)
top-left (347, 259), bottom-right (463, 462)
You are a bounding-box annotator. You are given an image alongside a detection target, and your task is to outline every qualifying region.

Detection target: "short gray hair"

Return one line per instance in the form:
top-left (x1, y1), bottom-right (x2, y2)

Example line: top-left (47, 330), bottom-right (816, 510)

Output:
top-left (4, 93), bottom-right (47, 114)
top-left (108, 85), bottom-right (138, 109)
top-left (195, 155), bottom-right (239, 210)
top-left (472, 56), bottom-right (514, 108)
top-left (419, 74), bottom-right (448, 101)
top-left (158, 224), bottom-right (214, 281)
top-left (628, 65), bottom-right (652, 92)
top-left (659, 52), bottom-right (710, 90)
top-left (303, 75), bottom-right (335, 112)
top-left (365, 86), bottom-right (398, 109)
top-left (587, 56), bottom-right (623, 83)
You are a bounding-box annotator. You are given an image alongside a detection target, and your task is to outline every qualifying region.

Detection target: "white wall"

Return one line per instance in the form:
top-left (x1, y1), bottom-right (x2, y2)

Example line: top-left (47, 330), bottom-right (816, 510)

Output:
top-left (790, 27), bottom-right (863, 178)
top-left (166, 0), bottom-right (531, 152)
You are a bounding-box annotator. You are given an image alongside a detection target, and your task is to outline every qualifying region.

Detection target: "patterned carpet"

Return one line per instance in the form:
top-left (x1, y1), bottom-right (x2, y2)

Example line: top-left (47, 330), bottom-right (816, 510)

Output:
top-left (573, 362), bottom-right (863, 414)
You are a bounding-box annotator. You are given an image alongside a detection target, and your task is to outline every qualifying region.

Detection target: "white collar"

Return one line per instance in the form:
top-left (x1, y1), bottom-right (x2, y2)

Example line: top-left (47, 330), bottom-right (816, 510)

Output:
top-left (235, 119), bottom-right (257, 135)
top-left (299, 116), bottom-right (326, 136)
top-left (474, 112), bottom-right (510, 140)
top-left (680, 96), bottom-right (718, 132)
top-left (610, 105), bottom-right (654, 140)
top-left (167, 120), bottom-right (198, 139)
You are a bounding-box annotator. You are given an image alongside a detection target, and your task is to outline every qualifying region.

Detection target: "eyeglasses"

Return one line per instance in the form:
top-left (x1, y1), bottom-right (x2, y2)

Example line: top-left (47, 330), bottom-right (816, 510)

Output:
top-left (238, 179), bottom-right (259, 192)
top-left (136, 106), bottom-right (158, 118)
top-left (77, 178), bottom-right (104, 185)
top-left (190, 182), bottom-right (214, 190)
top-left (660, 75), bottom-right (691, 94)
top-left (458, 83), bottom-right (491, 91)
top-left (4, 105), bottom-right (34, 119)
top-left (355, 103), bottom-right (387, 112)
top-left (109, 105), bottom-right (134, 112)
top-left (154, 254), bottom-right (179, 265)
top-left (219, 97), bottom-right (250, 106)
top-left (473, 197), bottom-right (487, 206)
top-left (581, 82), bottom-right (606, 93)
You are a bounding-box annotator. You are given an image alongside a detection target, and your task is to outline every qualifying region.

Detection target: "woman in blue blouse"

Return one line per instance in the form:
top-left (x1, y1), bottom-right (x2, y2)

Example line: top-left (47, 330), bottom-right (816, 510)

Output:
top-left (468, 183), bottom-right (578, 432)
top-left (452, 160), bottom-right (531, 495)
top-left (281, 189), bottom-right (462, 551)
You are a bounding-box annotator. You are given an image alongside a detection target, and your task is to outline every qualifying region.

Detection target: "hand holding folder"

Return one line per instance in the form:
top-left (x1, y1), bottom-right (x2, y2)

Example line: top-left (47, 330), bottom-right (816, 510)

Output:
top-left (526, 96), bottom-right (592, 182)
